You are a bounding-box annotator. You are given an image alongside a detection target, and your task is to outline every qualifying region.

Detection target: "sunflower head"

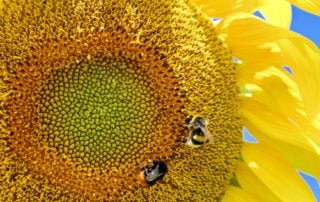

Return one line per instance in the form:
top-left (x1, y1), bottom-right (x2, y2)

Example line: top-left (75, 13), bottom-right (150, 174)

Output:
top-left (0, 0), bottom-right (241, 201)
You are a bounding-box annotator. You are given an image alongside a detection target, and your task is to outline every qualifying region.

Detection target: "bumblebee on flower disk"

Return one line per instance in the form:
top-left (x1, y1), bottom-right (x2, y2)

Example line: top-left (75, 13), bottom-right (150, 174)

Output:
top-left (185, 116), bottom-right (214, 148)
top-left (138, 161), bottom-right (168, 186)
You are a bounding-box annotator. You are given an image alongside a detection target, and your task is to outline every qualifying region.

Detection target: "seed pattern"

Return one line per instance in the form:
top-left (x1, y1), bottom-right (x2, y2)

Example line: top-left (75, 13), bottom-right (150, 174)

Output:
top-left (0, 0), bottom-right (242, 201)
top-left (37, 59), bottom-right (158, 169)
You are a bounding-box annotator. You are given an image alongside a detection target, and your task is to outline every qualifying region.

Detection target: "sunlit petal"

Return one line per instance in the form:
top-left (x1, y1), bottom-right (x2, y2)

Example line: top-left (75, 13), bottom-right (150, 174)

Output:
top-left (223, 186), bottom-right (262, 202)
top-left (258, 0), bottom-right (292, 28)
top-left (189, 0), bottom-right (261, 17)
top-left (236, 161), bottom-right (281, 202)
top-left (287, 0), bottom-right (320, 16)
top-left (242, 143), bottom-right (315, 201)
top-left (242, 100), bottom-right (320, 154)
top-left (217, 13), bottom-right (320, 120)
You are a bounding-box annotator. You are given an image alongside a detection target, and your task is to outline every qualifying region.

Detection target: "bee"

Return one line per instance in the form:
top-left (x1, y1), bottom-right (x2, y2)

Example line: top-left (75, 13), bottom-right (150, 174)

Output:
top-left (185, 115), bottom-right (214, 148)
top-left (138, 160), bottom-right (167, 186)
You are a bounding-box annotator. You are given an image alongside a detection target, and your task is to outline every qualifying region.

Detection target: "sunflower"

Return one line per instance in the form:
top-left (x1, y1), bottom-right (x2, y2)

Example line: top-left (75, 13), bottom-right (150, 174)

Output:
top-left (0, 0), bottom-right (319, 201)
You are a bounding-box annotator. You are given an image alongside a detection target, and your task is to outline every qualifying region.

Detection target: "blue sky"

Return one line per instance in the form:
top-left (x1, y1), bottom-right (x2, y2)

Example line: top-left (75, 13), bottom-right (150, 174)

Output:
top-left (249, 5), bottom-right (320, 201)
top-left (291, 5), bottom-right (320, 48)
top-left (290, 5), bottom-right (320, 201)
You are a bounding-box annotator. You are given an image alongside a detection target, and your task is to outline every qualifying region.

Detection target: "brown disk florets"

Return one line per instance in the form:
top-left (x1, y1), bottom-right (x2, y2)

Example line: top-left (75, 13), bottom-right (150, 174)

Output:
top-left (0, 0), bottom-right (241, 201)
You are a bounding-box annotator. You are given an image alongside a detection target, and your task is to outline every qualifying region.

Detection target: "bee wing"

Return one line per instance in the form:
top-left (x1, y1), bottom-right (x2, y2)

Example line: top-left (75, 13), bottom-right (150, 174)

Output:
top-left (202, 127), bottom-right (214, 144)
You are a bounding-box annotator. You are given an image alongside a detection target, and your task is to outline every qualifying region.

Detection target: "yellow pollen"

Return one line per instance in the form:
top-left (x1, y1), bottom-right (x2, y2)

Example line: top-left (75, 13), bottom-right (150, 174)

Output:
top-left (0, 0), bottom-right (242, 201)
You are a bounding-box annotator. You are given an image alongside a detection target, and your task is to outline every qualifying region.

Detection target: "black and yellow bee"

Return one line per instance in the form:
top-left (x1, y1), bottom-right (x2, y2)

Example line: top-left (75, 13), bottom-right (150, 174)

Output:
top-left (138, 161), bottom-right (167, 186)
top-left (185, 116), bottom-right (214, 148)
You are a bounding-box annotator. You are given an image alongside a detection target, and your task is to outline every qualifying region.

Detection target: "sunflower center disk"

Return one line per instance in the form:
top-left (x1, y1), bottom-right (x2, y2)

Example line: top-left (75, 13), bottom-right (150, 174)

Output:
top-left (37, 59), bottom-right (158, 169)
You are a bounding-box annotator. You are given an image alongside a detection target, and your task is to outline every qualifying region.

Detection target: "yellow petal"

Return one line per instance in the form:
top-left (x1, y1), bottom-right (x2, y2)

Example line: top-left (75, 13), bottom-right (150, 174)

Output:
top-left (272, 138), bottom-right (320, 181)
top-left (217, 14), bottom-right (287, 64)
top-left (242, 76), bottom-right (320, 179)
top-left (217, 13), bottom-right (320, 120)
top-left (239, 67), bottom-right (303, 118)
top-left (277, 38), bottom-right (320, 120)
top-left (223, 186), bottom-right (262, 202)
top-left (242, 142), bottom-right (316, 202)
top-left (287, 0), bottom-right (320, 16)
top-left (242, 100), bottom-right (320, 154)
top-left (242, 97), bottom-right (320, 179)
top-left (258, 0), bottom-right (292, 28)
top-left (239, 67), bottom-right (320, 148)
top-left (190, 0), bottom-right (292, 28)
top-left (313, 112), bottom-right (320, 130)
top-left (236, 161), bottom-right (281, 202)
top-left (242, 68), bottom-right (320, 148)
top-left (189, 0), bottom-right (262, 17)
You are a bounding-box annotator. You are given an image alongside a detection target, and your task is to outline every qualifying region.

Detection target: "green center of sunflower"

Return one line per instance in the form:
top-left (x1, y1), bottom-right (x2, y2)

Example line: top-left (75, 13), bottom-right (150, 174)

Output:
top-left (37, 58), bottom-right (158, 169)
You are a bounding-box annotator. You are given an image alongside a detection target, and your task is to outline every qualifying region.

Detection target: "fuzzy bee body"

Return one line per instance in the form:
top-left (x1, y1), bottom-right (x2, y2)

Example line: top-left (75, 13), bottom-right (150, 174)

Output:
top-left (185, 116), bottom-right (214, 148)
top-left (138, 161), bottom-right (167, 186)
